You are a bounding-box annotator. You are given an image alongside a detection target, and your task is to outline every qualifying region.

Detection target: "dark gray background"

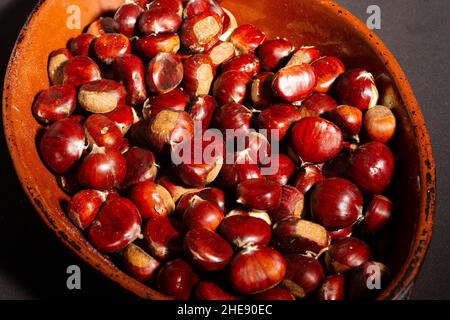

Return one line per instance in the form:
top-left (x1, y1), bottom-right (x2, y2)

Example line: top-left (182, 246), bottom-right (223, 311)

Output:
top-left (0, 0), bottom-right (449, 299)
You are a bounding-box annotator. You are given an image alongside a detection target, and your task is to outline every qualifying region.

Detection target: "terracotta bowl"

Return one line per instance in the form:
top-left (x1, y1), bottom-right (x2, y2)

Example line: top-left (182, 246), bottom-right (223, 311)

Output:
top-left (2, 0), bottom-right (435, 300)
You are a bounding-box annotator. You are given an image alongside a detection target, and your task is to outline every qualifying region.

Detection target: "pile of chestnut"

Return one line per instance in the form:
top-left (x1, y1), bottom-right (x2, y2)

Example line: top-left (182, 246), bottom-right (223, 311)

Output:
top-left (34, 0), bottom-right (396, 300)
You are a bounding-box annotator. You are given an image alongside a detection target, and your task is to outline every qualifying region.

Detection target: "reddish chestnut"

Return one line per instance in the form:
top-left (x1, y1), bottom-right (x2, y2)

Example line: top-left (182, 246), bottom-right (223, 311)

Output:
top-left (134, 33), bottom-right (180, 59)
top-left (184, 228), bottom-right (233, 271)
top-left (78, 80), bottom-right (126, 114)
top-left (39, 118), bottom-right (86, 174)
top-left (272, 64), bottom-right (316, 103)
top-left (257, 103), bottom-right (302, 141)
top-left (310, 177), bottom-right (363, 230)
top-left (325, 237), bottom-right (372, 273)
top-left (262, 153), bottom-right (296, 186)
top-left (257, 38), bottom-right (294, 71)
top-left (336, 69), bottom-right (379, 111)
top-left (219, 150), bottom-right (262, 188)
top-left (48, 48), bottom-right (72, 85)
top-left (120, 147), bottom-right (158, 190)
top-left (329, 226), bottom-right (353, 242)
top-left (272, 217), bottom-right (330, 254)
top-left (188, 95), bottom-right (217, 130)
top-left (294, 164), bottom-right (324, 194)
top-left (230, 24), bottom-right (266, 54)
top-left (143, 87), bottom-right (190, 118)
top-left (84, 114), bottom-right (126, 151)
top-left (348, 261), bottom-right (390, 300)
top-left (229, 246), bottom-right (286, 294)
top-left (286, 46), bottom-right (320, 66)
top-left (193, 281), bottom-right (239, 300)
top-left (129, 181), bottom-right (175, 220)
top-left (269, 185), bottom-right (304, 221)
top-left (113, 53), bottom-right (148, 106)
top-left (282, 254), bottom-right (324, 298)
top-left (138, 7), bottom-right (182, 35)
top-left (325, 105), bottom-right (363, 138)
top-left (290, 117), bottom-right (343, 164)
top-left (360, 195), bottom-right (393, 234)
top-left (32, 84), bottom-right (76, 124)
top-left (146, 53), bottom-right (183, 94)
top-left (363, 105), bottom-right (396, 143)
top-left (180, 11), bottom-right (223, 53)
top-left (219, 215), bottom-right (271, 248)
top-left (144, 216), bottom-right (185, 261)
top-left (317, 274), bottom-right (345, 300)
top-left (322, 151), bottom-right (350, 178)
top-left (148, 0), bottom-right (183, 16)
top-left (311, 56), bottom-right (346, 93)
top-left (69, 33), bottom-right (96, 56)
top-left (213, 103), bottom-right (253, 135)
top-left (183, 54), bottom-right (214, 97)
top-left (183, 0), bottom-right (224, 20)
top-left (206, 41), bottom-right (235, 67)
top-left (213, 71), bottom-right (251, 106)
top-left (236, 178), bottom-right (281, 211)
top-left (114, 3), bottom-right (144, 37)
top-left (93, 33), bottom-right (131, 65)
top-left (122, 243), bottom-right (160, 282)
top-left (87, 197), bottom-right (142, 253)
top-left (226, 208), bottom-right (272, 226)
top-left (253, 288), bottom-right (295, 300)
top-left (221, 53), bottom-right (261, 78)
top-left (86, 17), bottom-right (118, 36)
top-left (219, 7), bottom-right (237, 41)
top-left (67, 189), bottom-right (107, 230)
top-left (62, 56), bottom-right (101, 87)
top-left (299, 93), bottom-right (337, 117)
top-left (176, 187), bottom-right (225, 215)
top-left (105, 104), bottom-right (137, 134)
top-left (182, 196), bottom-right (224, 231)
top-left (251, 72), bottom-right (275, 109)
top-left (348, 142), bottom-right (395, 194)
top-left (156, 258), bottom-right (199, 300)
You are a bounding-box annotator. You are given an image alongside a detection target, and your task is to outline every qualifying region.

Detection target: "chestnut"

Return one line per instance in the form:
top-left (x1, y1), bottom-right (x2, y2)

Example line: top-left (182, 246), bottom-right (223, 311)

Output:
top-left (69, 33), bottom-right (96, 57)
top-left (84, 114), bottom-right (126, 151)
top-left (360, 195), bottom-right (393, 234)
top-left (348, 142), bottom-right (395, 194)
top-left (32, 84), bottom-right (76, 124)
top-left (105, 104), bottom-right (137, 135)
top-left (219, 150), bottom-right (262, 188)
top-left (336, 69), bottom-right (379, 111)
top-left (93, 33), bottom-right (131, 65)
top-left (221, 53), bottom-right (261, 78)
top-left (256, 103), bottom-right (302, 141)
top-left (176, 187), bottom-right (225, 215)
top-left (325, 237), bottom-right (372, 273)
top-left (143, 87), bottom-right (190, 118)
top-left (213, 102), bottom-right (253, 135)
top-left (182, 196), bottom-right (224, 231)
top-left (48, 48), bottom-right (72, 85)
top-left (184, 228), bottom-right (233, 271)
top-left (251, 72), bottom-right (275, 109)
top-left (183, 54), bottom-right (214, 97)
top-left (77, 146), bottom-right (127, 190)
top-left (206, 41), bottom-right (235, 68)
top-left (212, 71), bottom-right (251, 106)
top-left (183, 0), bottom-right (224, 20)
top-left (187, 95), bottom-right (218, 130)
top-left (219, 7), bottom-right (237, 41)
top-left (257, 38), bottom-right (294, 71)
top-left (348, 261), bottom-right (390, 300)
top-left (322, 151), bottom-right (350, 179)
top-left (311, 56), bottom-right (345, 93)
top-left (87, 197), bottom-right (142, 253)
top-left (230, 24), bottom-right (266, 54)
top-left (253, 288), bottom-right (295, 300)
top-left (286, 46), bottom-right (320, 66)
top-left (310, 177), bottom-right (363, 230)
top-left (363, 105), bottom-right (396, 143)
top-left (148, 0), bottom-right (183, 17)
top-left (294, 164), bottom-right (324, 194)
top-left (58, 169), bottom-right (81, 195)
top-left (193, 281), bottom-right (239, 300)
top-left (113, 53), bottom-right (148, 106)
top-left (146, 53), bottom-right (183, 95)
top-left (324, 105), bottom-right (363, 139)
top-left (272, 64), bottom-right (316, 103)
top-left (219, 215), bottom-right (271, 248)
top-left (282, 254), bottom-right (324, 298)
top-left (317, 274), bottom-right (345, 300)
top-left (269, 185), bottom-right (304, 221)
top-left (299, 93), bottom-right (337, 117)
top-left (78, 79), bottom-right (126, 114)
top-left (62, 56), bottom-right (101, 87)
top-left (39, 118), bottom-right (86, 174)
top-left (122, 243), bottom-right (160, 282)
top-left (180, 11), bottom-right (223, 53)
top-left (236, 178), bottom-right (281, 211)
top-left (262, 153), bottom-right (296, 186)
top-left (134, 33), bottom-right (180, 59)
top-left (129, 181), bottom-right (175, 220)
top-left (138, 7), bottom-right (182, 35)
top-left (290, 117), bottom-right (343, 164)
top-left (86, 17), bottom-right (118, 36)
top-left (156, 258), bottom-right (199, 300)
top-left (272, 217), bottom-right (330, 254)
top-left (229, 246), bottom-right (286, 295)
top-left (67, 189), bottom-right (107, 230)
top-left (114, 3), bottom-right (144, 38)
top-left (329, 226), bottom-right (353, 242)
top-left (158, 174), bottom-right (201, 202)
top-left (144, 216), bottom-right (185, 261)
top-left (120, 147), bottom-right (158, 190)
top-left (226, 208), bottom-right (272, 226)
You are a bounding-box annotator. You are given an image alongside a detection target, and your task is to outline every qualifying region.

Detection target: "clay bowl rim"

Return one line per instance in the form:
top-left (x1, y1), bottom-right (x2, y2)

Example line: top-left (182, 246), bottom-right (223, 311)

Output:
top-left (2, 0), bottom-right (436, 300)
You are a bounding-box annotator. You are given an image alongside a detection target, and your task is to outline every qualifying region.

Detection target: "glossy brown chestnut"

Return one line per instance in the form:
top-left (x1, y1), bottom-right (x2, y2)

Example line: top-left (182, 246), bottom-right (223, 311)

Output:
top-left (336, 69), bottom-right (379, 111)
top-left (269, 185), bottom-right (304, 221)
top-left (251, 72), bottom-right (275, 109)
top-left (262, 153), bottom-right (296, 186)
top-left (146, 53), bottom-right (183, 94)
top-left (221, 53), bottom-right (261, 78)
top-left (144, 216), bottom-right (185, 261)
top-left (290, 117), bottom-right (343, 164)
top-left (188, 95), bottom-right (217, 130)
top-left (294, 164), bottom-right (324, 194)
top-left (219, 150), bottom-right (262, 188)
top-left (134, 33), bottom-right (180, 60)
top-left (176, 187), bottom-right (225, 215)
top-left (93, 33), bottom-right (131, 65)
top-left (113, 53), bottom-right (148, 105)
top-left (325, 105), bottom-right (363, 138)
top-left (363, 105), bottom-right (396, 143)
top-left (39, 118), bottom-right (86, 174)
top-left (272, 217), bottom-right (329, 254)
top-left (138, 7), bottom-right (182, 35)
top-left (69, 33), bottom-right (96, 56)
top-left (62, 56), bottom-right (101, 87)
top-left (78, 79), bottom-right (126, 114)
top-left (156, 258), bottom-right (199, 300)
top-left (180, 11), bottom-right (223, 53)
top-left (348, 142), bottom-right (395, 194)
top-left (87, 197), bottom-right (142, 253)
top-left (183, 54), bottom-right (214, 97)
top-left (311, 56), bottom-right (345, 93)
top-left (122, 243), bottom-right (161, 282)
top-left (184, 228), bottom-right (233, 271)
top-left (329, 226), bottom-right (353, 242)
top-left (282, 254), bottom-right (324, 298)
top-left (206, 41), bottom-right (235, 67)
top-left (67, 189), bottom-right (107, 230)
top-left (84, 114), bottom-right (126, 151)
top-left (317, 274), bottom-right (345, 300)
top-left (48, 48), bottom-right (73, 85)
top-left (129, 181), bottom-right (175, 220)
top-left (310, 177), bottom-right (363, 230)
top-left (360, 195), bottom-right (393, 234)
top-left (114, 3), bottom-right (144, 38)
top-left (212, 71), bottom-right (251, 106)
top-left (236, 178), bottom-right (281, 211)
top-left (143, 87), bottom-right (190, 118)
top-left (182, 196), bottom-right (224, 231)
top-left (32, 84), bottom-right (76, 124)
top-left (219, 215), bottom-right (271, 248)
top-left (252, 288), bottom-right (295, 300)
top-left (299, 93), bottom-right (337, 117)
top-left (213, 103), bottom-right (252, 134)
top-left (193, 281), bottom-right (239, 300)
top-left (257, 103), bottom-right (302, 141)
top-left (257, 38), bottom-right (294, 71)
top-left (120, 147), bottom-right (158, 190)
top-left (230, 24), bottom-right (266, 54)
top-left (286, 46), bottom-right (320, 66)
top-left (348, 261), bottom-right (390, 300)
top-left (183, 0), bottom-right (225, 20)
top-left (226, 208), bottom-right (272, 226)
top-left (229, 246), bottom-right (286, 295)
top-left (148, 0), bottom-right (183, 17)
top-left (272, 64), bottom-right (316, 103)
top-left (325, 237), bottom-right (372, 273)
top-left (86, 17), bottom-right (118, 36)
top-left (105, 105), bottom-right (137, 134)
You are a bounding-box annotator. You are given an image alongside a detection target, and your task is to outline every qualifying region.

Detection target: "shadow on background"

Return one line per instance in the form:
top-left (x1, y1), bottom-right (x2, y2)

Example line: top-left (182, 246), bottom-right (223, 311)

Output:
top-left (0, 0), bottom-right (132, 299)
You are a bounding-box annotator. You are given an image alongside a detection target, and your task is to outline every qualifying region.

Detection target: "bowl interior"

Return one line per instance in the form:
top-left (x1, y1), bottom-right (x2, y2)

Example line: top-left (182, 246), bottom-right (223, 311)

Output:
top-left (3, 0), bottom-right (435, 299)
